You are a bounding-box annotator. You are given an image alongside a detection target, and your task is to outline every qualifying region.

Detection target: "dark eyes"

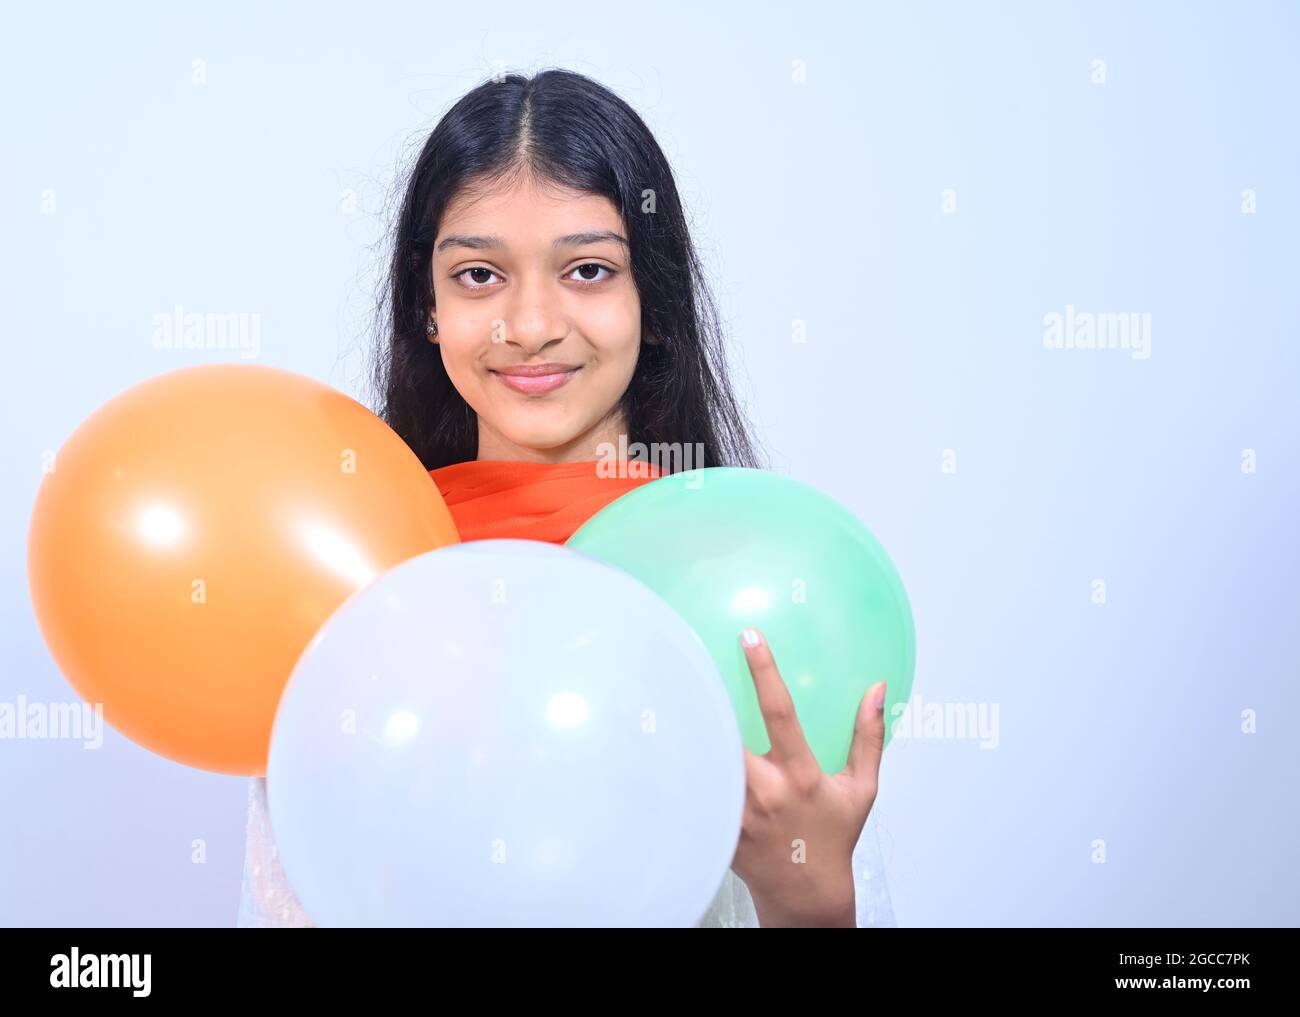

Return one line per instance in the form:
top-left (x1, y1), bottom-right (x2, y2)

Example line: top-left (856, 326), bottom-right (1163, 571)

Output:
top-left (451, 263), bottom-right (616, 291)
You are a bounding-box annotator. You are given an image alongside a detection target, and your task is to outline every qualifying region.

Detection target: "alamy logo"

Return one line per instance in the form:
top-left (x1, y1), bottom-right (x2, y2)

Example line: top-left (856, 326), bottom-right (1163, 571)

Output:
top-left (0, 695), bottom-right (103, 748)
top-left (151, 303), bottom-right (261, 359)
top-left (1042, 304), bottom-right (1151, 360)
top-left (595, 435), bottom-right (706, 477)
top-left (889, 694), bottom-right (1000, 749)
top-left (50, 948), bottom-right (151, 997)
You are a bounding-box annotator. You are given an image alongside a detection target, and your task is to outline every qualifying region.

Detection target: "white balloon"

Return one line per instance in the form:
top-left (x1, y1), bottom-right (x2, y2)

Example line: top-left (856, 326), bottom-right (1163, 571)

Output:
top-left (267, 539), bottom-right (745, 927)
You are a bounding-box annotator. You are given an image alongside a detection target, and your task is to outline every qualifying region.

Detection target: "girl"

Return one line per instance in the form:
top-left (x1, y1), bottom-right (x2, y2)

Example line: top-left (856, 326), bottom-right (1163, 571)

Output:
top-left (239, 68), bottom-right (895, 928)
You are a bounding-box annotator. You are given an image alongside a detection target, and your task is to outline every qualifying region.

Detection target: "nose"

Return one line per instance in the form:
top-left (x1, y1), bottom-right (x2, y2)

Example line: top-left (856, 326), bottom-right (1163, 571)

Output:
top-left (500, 273), bottom-right (568, 356)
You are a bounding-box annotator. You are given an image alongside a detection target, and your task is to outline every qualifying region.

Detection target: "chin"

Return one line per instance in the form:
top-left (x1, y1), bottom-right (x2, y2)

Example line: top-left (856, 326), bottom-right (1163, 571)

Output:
top-left (498, 420), bottom-right (587, 453)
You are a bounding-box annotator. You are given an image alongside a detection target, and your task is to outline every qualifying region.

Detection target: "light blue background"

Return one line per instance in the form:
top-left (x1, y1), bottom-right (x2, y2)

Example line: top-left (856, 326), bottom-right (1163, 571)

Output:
top-left (2, 1), bottom-right (1296, 926)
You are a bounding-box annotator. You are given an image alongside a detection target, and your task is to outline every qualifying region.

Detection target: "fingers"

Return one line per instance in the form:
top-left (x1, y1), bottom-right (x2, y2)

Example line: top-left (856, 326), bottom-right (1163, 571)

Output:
top-left (740, 627), bottom-right (818, 775)
top-left (841, 680), bottom-right (887, 802)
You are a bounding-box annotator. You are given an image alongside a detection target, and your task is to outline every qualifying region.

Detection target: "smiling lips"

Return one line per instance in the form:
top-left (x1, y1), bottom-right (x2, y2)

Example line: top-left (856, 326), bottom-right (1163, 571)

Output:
top-left (490, 363), bottom-right (581, 395)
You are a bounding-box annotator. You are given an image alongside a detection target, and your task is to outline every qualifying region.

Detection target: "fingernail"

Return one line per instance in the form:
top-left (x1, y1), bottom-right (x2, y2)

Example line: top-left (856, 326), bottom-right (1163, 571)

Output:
top-left (741, 627), bottom-right (762, 648)
top-left (868, 681), bottom-right (888, 712)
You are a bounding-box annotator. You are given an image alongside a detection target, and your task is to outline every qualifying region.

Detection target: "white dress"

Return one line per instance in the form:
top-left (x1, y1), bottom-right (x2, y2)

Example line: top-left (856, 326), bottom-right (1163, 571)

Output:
top-left (236, 777), bottom-right (897, 928)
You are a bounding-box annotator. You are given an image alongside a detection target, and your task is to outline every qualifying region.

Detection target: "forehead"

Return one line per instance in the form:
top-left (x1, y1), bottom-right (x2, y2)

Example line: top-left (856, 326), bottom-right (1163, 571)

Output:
top-left (437, 175), bottom-right (624, 242)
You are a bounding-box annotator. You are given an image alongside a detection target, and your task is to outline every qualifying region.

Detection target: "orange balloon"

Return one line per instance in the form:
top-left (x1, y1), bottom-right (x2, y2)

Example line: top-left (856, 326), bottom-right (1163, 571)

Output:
top-left (27, 364), bottom-right (459, 776)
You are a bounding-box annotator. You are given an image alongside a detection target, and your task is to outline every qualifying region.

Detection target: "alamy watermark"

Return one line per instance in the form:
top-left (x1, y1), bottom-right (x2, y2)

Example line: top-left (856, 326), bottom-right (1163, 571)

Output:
top-left (1043, 304), bottom-right (1151, 360)
top-left (1, 695), bottom-right (104, 748)
top-left (889, 693), bottom-right (1000, 749)
top-left (151, 303), bottom-right (261, 359)
top-left (595, 435), bottom-right (706, 479)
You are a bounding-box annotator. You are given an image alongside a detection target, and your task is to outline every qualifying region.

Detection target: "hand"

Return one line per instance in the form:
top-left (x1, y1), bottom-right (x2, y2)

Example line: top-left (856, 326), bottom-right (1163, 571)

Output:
top-left (729, 626), bottom-right (887, 928)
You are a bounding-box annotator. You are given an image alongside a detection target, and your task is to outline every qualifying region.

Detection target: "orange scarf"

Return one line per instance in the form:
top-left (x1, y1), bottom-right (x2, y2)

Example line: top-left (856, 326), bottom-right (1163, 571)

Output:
top-left (429, 459), bottom-right (662, 545)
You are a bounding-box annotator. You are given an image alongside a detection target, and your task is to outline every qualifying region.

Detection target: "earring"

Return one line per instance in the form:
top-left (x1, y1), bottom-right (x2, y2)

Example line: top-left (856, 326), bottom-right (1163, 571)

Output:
top-left (426, 320), bottom-right (438, 338)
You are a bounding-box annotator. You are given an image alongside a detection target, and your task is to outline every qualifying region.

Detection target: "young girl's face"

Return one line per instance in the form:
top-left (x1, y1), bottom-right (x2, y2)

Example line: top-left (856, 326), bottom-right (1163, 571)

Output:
top-left (430, 174), bottom-right (643, 461)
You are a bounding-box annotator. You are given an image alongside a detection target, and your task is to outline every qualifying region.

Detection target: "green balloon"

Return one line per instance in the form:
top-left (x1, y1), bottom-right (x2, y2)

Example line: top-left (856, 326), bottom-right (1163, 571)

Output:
top-left (568, 467), bottom-right (915, 771)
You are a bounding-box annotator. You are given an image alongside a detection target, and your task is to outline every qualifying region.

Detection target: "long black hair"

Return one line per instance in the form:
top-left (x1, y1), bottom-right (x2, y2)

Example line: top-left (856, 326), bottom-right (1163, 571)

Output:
top-left (371, 68), bottom-right (764, 472)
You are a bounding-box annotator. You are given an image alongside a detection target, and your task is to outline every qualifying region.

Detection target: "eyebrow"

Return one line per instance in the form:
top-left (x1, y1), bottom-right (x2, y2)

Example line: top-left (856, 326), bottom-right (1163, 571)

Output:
top-left (435, 230), bottom-right (629, 253)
